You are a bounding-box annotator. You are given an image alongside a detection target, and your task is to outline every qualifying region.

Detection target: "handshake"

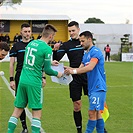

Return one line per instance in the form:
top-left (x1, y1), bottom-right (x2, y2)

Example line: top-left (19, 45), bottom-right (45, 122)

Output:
top-left (57, 66), bottom-right (77, 78)
top-left (52, 60), bottom-right (77, 78)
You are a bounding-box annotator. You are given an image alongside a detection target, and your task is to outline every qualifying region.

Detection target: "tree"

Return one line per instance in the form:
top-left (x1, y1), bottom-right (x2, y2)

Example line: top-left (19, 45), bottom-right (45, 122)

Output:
top-left (12, 0), bottom-right (22, 4)
top-left (84, 17), bottom-right (105, 24)
top-left (0, 0), bottom-right (22, 6)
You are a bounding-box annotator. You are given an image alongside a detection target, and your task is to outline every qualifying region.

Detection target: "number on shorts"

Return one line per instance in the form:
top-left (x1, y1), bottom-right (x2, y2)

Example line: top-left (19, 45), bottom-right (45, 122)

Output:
top-left (92, 97), bottom-right (99, 104)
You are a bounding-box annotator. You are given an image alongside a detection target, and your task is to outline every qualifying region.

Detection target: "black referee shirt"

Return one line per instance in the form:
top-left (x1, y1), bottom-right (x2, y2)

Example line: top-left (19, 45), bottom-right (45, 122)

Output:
top-left (53, 39), bottom-right (84, 68)
top-left (9, 41), bottom-right (31, 72)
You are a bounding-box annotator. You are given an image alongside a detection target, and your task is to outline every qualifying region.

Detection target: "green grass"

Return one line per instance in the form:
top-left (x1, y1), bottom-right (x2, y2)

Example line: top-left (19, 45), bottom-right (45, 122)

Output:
top-left (0, 61), bottom-right (132, 133)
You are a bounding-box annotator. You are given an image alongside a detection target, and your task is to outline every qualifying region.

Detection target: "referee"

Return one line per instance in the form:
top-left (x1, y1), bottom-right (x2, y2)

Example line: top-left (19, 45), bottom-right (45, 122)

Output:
top-left (53, 21), bottom-right (88, 133)
top-left (9, 23), bottom-right (32, 133)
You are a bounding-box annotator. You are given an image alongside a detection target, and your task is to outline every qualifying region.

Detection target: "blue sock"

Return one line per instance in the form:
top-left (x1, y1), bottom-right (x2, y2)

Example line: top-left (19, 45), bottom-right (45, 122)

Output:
top-left (8, 116), bottom-right (18, 133)
top-left (31, 118), bottom-right (41, 133)
top-left (96, 119), bottom-right (104, 133)
top-left (85, 119), bottom-right (96, 133)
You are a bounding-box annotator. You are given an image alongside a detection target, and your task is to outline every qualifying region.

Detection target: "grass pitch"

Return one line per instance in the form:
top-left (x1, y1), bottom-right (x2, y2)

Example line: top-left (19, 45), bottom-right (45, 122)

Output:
top-left (0, 61), bottom-right (132, 133)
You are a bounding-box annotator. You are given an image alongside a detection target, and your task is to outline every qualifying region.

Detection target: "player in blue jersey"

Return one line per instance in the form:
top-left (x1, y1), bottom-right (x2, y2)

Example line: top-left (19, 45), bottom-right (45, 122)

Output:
top-left (53, 21), bottom-right (88, 133)
top-left (65, 31), bottom-right (107, 133)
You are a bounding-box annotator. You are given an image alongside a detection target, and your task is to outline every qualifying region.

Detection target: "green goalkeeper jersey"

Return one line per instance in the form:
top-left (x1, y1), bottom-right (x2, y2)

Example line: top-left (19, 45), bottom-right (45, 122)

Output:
top-left (19, 39), bottom-right (58, 86)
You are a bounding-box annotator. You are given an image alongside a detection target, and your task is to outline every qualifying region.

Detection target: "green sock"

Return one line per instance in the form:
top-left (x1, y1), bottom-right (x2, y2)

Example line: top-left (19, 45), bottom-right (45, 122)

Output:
top-left (31, 118), bottom-right (41, 133)
top-left (8, 116), bottom-right (18, 133)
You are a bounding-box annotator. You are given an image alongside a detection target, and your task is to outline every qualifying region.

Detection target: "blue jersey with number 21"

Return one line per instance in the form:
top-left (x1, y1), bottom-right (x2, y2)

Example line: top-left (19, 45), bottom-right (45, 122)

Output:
top-left (82, 46), bottom-right (106, 95)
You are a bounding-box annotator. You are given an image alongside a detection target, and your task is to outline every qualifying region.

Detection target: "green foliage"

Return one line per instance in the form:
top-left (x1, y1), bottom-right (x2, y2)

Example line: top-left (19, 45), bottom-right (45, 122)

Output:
top-left (0, 0), bottom-right (22, 6)
top-left (111, 52), bottom-right (121, 61)
top-left (122, 45), bottom-right (130, 53)
top-left (12, 0), bottom-right (22, 4)
top-left (120, 34), bottom-right (130, 53)
top-left (110, 44), bottom-right (131, 61)
top-left (84, 17), bottom-right (105, 23)
top-left (0, 62), bottom-right (132, 133)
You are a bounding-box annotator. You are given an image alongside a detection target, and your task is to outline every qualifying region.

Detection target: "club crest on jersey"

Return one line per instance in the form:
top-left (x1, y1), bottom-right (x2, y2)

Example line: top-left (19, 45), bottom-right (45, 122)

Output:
top-left (87, 54), bottom-right (90, 59)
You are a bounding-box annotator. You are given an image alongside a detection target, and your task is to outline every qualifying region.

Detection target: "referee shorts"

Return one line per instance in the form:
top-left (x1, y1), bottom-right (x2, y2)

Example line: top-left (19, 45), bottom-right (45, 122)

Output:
top-left (69, 74), bottom-right (88, 102)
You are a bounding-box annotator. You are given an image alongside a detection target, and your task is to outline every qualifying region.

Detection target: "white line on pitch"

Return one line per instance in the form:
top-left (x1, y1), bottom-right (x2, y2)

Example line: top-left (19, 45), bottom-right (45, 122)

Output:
top-left (0, 75), bottom-right (45, 133)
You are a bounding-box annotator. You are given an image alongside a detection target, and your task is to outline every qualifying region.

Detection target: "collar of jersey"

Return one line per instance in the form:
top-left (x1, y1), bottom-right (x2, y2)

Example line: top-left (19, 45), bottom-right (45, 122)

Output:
top-left (89, 45), bottom-right (95, 51)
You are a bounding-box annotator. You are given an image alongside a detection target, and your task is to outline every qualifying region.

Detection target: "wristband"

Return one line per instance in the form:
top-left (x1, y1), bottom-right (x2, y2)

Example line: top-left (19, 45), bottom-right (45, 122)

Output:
top-left (73, 69), bottom-right (77, 74)
top-left (42, 76), bottom-right (46, 79)
top-left (10, 77), bottom-right (14, 81)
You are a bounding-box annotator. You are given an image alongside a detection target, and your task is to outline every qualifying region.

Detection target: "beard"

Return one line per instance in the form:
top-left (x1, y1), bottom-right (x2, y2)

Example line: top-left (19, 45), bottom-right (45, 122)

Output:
top-left (83, 46), bottom-right (88, 50)
top-left (23, 36), bottom-right (30, 40)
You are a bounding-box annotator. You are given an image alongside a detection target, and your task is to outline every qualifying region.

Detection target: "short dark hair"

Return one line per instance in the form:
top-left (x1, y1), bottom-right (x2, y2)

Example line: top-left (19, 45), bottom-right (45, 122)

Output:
top-left (79, 31), bottom-right (93, 39)
top-left (68, 21), bottom-right (79, 28)
top-left (42, 24), bottom-right (57, 37)
top-left (0, 42), bottom-right (10, 51)
top-left (21, 23), bottom-right (30, 29)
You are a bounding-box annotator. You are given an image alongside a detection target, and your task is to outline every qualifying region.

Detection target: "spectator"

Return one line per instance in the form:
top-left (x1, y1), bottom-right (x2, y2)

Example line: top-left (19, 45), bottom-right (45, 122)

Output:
top-left (13, 33), bottom-right (19, 43)
top-left (18, 34), bottom-right (22, 42)
top-left (0, 33), bottom-right (5, 42)
top-left (37, 33), bottom-right (42, 39)
top-left (104, 44), bottom-right (111, 61)
top-left (51, 40), bottom-right (57, 44)
top-left (31, 34), bottom-right (34, 41)
top-left (58, 40), bottom-right (62, 44)
top-left (5, 34), bottom-right (10, 44)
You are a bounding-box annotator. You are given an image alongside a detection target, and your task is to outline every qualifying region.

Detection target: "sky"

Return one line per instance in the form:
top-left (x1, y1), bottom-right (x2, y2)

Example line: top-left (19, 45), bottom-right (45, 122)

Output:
top-left (2, 0), bottom-right (133, 24)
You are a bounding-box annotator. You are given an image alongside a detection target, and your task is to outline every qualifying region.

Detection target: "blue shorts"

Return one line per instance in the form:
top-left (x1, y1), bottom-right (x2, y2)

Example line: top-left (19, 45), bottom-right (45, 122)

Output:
top-left (89, 91), bottom-right (106, 111)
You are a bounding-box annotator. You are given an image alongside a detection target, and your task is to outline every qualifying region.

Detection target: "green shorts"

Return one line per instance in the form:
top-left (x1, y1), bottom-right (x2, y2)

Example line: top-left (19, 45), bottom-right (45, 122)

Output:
top-left (14, 83), bottom-right (43, 109)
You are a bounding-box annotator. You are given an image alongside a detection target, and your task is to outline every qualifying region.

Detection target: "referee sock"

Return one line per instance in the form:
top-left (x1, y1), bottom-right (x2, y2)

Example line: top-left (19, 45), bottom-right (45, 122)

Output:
top-left (8, 116), bottom-right (18, 133)
top-left (20, 109), bottom-right (27, 129)
top-left (73, 111), bottom-right (82, 132)
top-left (31, 118), bottom-right (41, 133)
top-left (96, 119), bottom-right (104, 133)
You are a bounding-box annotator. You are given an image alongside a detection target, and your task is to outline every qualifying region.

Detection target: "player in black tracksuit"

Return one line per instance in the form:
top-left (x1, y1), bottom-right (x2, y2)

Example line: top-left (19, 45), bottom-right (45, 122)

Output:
top-left (53, 21), bottom-right (88, 133)
top-left (9, 23), bottom-right (31, 133)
